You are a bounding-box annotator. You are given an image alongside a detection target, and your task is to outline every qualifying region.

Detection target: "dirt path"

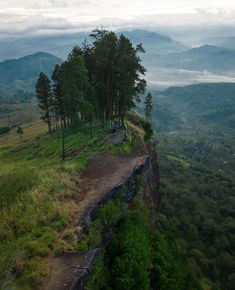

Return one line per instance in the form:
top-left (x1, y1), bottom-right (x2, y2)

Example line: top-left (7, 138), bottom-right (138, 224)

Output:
top-left (44, 153), bottom-right (139, 290)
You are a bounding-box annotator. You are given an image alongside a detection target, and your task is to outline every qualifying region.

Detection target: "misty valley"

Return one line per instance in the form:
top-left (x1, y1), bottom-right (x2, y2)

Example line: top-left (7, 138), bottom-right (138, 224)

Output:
top-left (0, 27), bottom-right (235, 290)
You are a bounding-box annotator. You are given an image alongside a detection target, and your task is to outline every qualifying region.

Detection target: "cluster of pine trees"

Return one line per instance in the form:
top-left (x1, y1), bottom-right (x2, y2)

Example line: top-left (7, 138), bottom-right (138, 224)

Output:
top-left (36, 29), bottom-right (152, 159)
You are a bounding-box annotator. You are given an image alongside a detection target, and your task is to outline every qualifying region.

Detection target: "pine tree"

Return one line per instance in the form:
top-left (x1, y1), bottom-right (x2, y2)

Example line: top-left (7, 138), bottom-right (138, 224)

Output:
top-left (116, 34), bottom-right (146, 124)
top-left (90, 29), bottom-right (119, 124)
top-left (55, 54), bottom-right (89, 126)
top-left (52, 54), bottom-right (89, 159)
top-left (144, 92), bottom-right (153, 123)
top-left (36, 72), bottom-right (53, 135)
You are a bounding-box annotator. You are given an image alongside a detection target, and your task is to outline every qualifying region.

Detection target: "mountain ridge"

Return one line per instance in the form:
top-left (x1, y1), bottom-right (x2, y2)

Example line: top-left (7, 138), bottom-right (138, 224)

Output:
top-left (154, 44), bottom-right (235, 73)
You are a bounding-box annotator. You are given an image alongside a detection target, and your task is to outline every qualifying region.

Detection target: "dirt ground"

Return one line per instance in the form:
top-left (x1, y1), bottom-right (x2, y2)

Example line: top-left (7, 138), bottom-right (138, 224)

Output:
top-left (43, 153), bottom-right (139, 290)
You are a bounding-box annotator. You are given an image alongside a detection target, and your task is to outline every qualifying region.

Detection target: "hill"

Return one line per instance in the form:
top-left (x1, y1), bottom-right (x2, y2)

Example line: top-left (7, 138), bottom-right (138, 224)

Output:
top-left (154, 45), bottom-right (235, 73)
top-left (119, 29), bottom-right (187, 55)
top-left (0, 52), bottom-right (62, 94)
top-left (155, 82), bottom-right (235, 130)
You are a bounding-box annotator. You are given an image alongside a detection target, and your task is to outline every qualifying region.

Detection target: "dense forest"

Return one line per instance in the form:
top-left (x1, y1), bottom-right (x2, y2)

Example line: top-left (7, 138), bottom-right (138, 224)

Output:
top-left (152, 84), bottom-right (235, 289)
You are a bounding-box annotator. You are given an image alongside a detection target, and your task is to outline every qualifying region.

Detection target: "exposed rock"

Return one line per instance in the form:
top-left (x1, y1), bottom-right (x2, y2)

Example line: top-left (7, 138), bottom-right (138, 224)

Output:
top-left (43, 150), bottom-right (160, 290)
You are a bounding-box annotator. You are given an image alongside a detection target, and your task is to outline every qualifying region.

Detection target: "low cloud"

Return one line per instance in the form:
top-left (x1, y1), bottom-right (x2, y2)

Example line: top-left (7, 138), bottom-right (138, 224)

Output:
top-left (1, 1), bottom-right (235, 39)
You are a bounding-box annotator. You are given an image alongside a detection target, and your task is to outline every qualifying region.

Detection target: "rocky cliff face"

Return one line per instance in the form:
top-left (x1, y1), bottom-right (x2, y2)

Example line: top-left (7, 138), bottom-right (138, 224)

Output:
top-left (44, 141), bottom-right (160, 290)
top-left (80, 146), bottom-right (160, 289)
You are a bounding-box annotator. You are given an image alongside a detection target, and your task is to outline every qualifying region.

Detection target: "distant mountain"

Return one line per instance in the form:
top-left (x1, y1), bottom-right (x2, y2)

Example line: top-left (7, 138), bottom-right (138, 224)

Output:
top-left (119, 29), bottom-right (187, 66)
top-left (0, 30), bottom-right (187, 62)
top-left (0, 52), bottom-right (62, 95)
top-left (154, 45), bottom-right (235, 73)
top-left (0, 33), bottom-right (89, 61)
top-left (119, 29), bottom-right (186, 54)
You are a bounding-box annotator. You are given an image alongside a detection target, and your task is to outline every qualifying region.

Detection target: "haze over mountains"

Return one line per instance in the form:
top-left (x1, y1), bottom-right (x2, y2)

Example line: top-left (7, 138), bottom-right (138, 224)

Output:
top-left (153, 45), bottom-right (235, 73)
top-left (0, 29), bottom-right (186, 61)
top-left (1, 29), bottom-right (235, 94)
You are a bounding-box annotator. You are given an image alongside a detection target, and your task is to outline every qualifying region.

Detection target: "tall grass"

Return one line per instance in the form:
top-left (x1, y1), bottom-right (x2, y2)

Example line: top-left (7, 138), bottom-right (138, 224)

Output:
top-left (0, 121), bottom-right (111, 289)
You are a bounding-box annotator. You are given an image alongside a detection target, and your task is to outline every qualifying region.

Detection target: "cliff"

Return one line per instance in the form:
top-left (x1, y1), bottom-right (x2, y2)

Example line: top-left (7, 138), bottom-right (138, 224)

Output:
top-left (43, 119), bottom-right (160, 290)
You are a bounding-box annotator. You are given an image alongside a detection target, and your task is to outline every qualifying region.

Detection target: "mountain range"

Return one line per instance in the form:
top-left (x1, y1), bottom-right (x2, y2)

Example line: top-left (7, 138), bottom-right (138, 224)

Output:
top-left (1, 30), bottom-right (235, 95)
top-left (153, 44), bottom-right (235, 73)
top-left (0, 29), bottom-right (187, 62)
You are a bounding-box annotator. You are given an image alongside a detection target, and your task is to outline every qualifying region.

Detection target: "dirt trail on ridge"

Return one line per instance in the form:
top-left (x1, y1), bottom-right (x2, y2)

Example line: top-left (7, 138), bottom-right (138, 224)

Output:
top-left (44, 152), bottom-right (139, 290)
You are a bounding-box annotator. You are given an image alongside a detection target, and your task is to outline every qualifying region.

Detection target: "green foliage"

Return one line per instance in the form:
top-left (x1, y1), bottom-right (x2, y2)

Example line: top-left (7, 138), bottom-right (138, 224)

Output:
top-left (36, 72), bottom-right (52, 135)
top-left (109, 214), bottom-right (151, 290)
top-left (0, 126), bottom-right (11, 135)
top-left (154, 84), bottom-right (235, 290)
top-left (98, 199), bottom-right (123, 227)
top-left (143, 121), bottom-right (153, 141)
top-left (87, 196), bottom-right (198, 290)
top-left (85, 258), bottom-right (108, 290)
top-left (17, 258), bottom-right (48, 288)
top-left (53, 240), bottom-right (67, 257)
top-left (111, 140), bottom-right (132, 155)
top-left (88, 221), bottom-right (102, 249)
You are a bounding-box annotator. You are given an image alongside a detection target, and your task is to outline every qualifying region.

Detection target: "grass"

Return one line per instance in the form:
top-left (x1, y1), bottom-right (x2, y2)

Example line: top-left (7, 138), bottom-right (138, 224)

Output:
top-left (0, 120), bottom-right (113, 290)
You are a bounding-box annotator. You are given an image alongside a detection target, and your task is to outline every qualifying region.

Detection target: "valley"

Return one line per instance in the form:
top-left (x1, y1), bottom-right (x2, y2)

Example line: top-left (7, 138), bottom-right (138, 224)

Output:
top-left (0, 26), bottom-right (235, 290)
top-left (150, 83), bottom-right (235, 290)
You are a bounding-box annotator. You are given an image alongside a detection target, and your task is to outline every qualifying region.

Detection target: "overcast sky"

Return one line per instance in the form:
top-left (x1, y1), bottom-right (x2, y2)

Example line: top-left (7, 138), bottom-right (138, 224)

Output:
top-left (1, 0), bottom-right (235, 38)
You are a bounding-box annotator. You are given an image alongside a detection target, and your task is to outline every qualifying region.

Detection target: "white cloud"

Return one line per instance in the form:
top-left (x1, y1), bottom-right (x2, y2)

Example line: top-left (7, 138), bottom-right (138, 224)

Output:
top-left (1, 0), bottom-right (235, 38)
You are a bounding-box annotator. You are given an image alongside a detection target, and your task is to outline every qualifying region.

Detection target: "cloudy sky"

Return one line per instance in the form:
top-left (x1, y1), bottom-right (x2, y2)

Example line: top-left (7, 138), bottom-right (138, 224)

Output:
top-left (1, 0), bottom-right (235, 38)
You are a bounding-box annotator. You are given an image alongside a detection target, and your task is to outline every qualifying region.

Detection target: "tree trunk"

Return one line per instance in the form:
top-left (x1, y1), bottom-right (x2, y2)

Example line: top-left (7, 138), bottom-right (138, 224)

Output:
top-left (55, 118), bottom-right (59, 141)
top-left (89, 120), bottom-right (93, 138)
top-left (121, 111), bottom-right (125, 125)
top-left (61, 118), bottom-right (65, 161)
top-left (48, 119), bottom-right (52, 137)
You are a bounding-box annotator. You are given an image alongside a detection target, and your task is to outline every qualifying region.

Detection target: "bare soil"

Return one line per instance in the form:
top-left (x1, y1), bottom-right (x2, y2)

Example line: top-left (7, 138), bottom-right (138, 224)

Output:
top-left (43, 153), bottom-right (139, 290)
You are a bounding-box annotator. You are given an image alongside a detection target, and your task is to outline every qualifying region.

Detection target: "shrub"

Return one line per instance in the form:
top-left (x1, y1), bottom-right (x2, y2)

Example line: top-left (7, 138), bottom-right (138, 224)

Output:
top-left (54, 240), bottom-right (67, 257)
top-left (0, 127), bottom-right (11, 135)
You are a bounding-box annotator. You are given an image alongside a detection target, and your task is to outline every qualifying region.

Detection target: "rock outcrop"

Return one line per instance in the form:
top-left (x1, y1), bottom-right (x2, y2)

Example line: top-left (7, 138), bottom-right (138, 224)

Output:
top-left (44, 145), bottom-right (160, 290)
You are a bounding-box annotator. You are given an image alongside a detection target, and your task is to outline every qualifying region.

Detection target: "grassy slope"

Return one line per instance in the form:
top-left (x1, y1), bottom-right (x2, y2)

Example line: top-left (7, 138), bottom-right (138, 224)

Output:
top-left (0, 120), bottom-right (121, 289)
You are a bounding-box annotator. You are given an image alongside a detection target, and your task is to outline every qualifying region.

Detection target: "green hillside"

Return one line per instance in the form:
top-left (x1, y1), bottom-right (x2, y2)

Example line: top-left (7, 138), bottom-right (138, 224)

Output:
top-left (0, 52), bottom-right (62, 94)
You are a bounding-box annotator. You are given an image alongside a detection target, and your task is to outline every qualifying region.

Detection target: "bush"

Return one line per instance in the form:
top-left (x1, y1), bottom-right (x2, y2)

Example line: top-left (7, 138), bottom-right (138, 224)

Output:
top-left (25, 241), bottom-right (50, 258)
top-left (54, 240), bottom-right (67, 257)
top-left (88, 221), bottom-right (102, 248)
top-left (0, 126), bottom-right (11, 135)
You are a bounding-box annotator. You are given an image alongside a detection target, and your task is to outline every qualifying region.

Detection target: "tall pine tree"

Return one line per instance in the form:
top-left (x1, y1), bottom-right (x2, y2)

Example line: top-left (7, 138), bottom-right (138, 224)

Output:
top-left (36, 72), bottom-right (53, 135)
